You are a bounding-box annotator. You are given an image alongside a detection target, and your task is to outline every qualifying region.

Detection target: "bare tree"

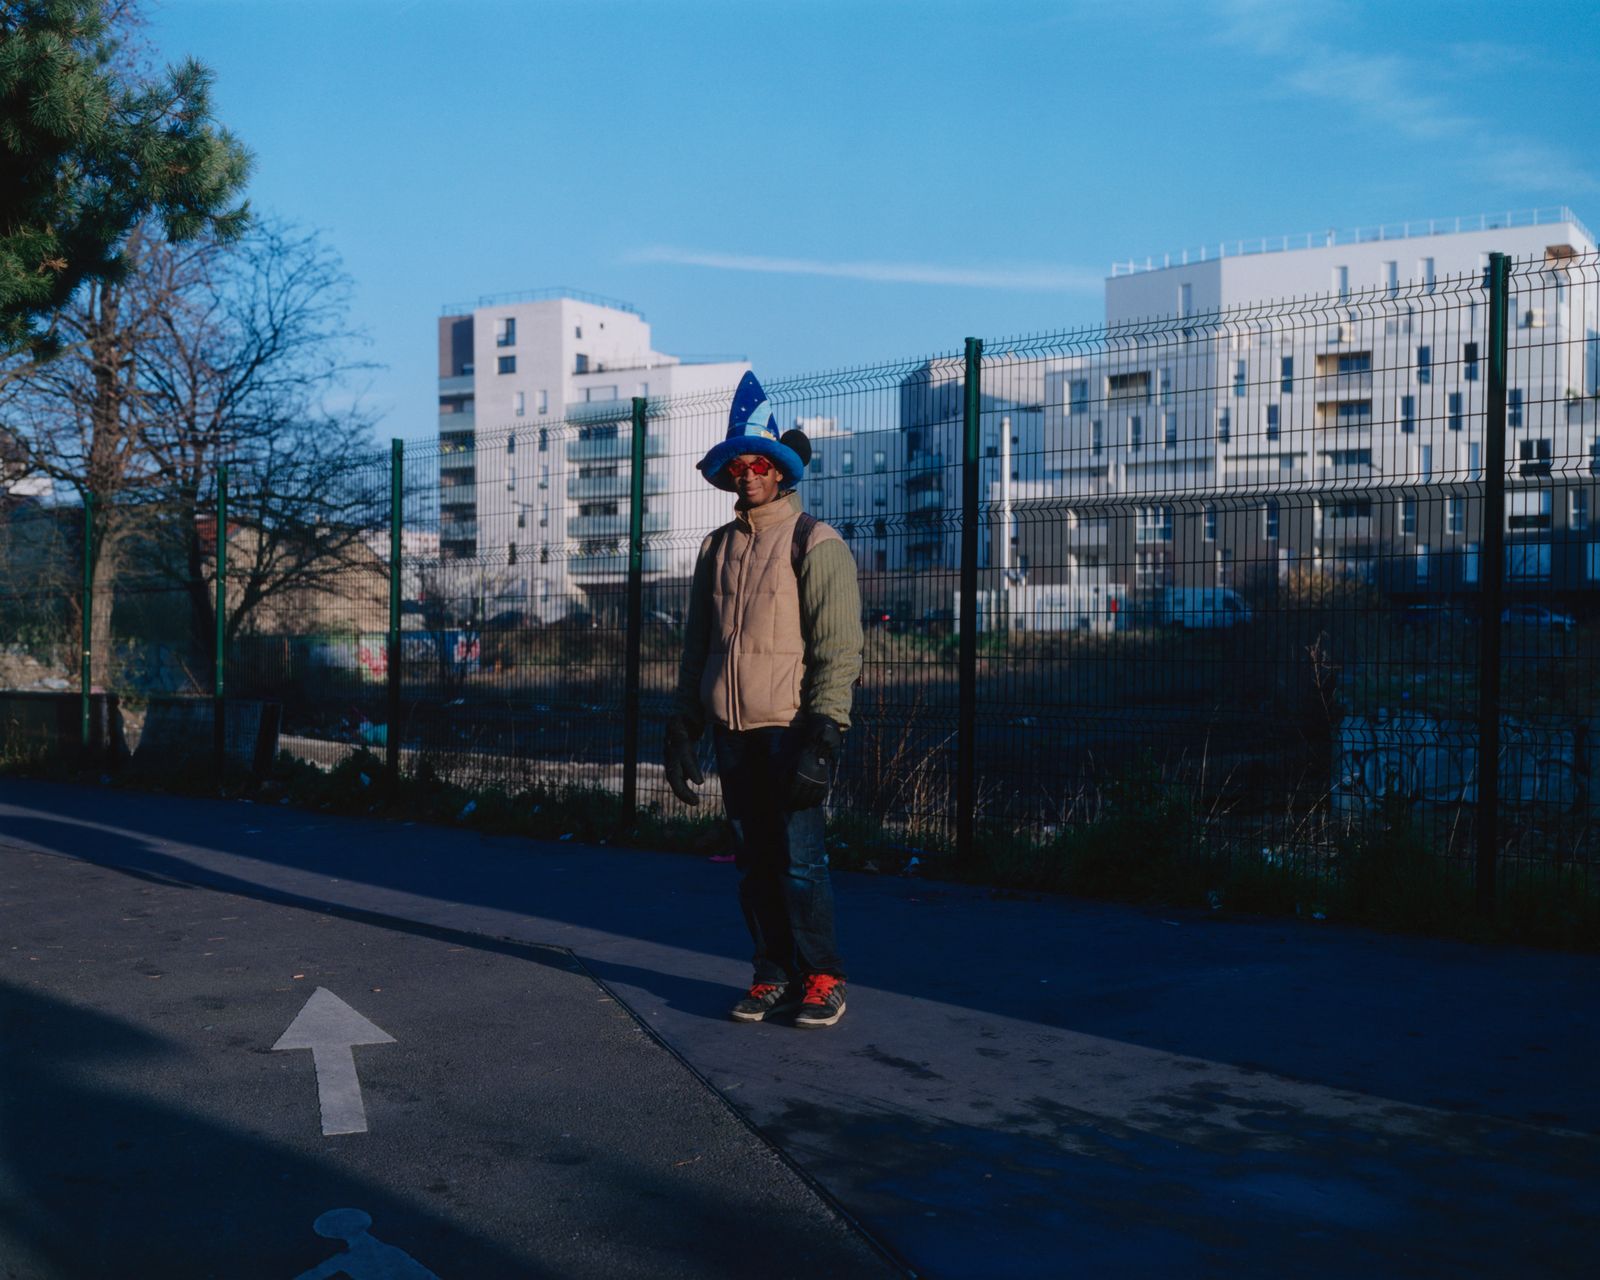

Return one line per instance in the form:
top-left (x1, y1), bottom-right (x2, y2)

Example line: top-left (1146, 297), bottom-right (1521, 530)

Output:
top-left (0, 220), bottom-right (384, 687)
top-left (130, 220), bottom-right (384, 676)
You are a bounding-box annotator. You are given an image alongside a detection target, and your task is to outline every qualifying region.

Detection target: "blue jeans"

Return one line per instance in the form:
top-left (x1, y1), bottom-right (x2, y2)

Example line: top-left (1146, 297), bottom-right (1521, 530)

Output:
top-left (713, 724), bottom-right (845, 984)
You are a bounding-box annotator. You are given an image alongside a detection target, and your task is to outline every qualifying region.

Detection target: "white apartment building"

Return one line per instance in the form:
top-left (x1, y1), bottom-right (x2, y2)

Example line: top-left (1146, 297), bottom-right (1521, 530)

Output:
top-left (436, 291), bottom-right (747, 617)
top-left (1024, 209), bottom-right (1600, 595)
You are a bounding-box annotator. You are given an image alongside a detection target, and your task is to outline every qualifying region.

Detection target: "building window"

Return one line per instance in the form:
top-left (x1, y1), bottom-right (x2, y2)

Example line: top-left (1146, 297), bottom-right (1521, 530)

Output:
top-left (1448, 392), bottom-right (1463, 431)
top-left (874, 487), bottom-right (887, 509)
top-left (1328, 448), bottom-right (1373, 469)
top-left (507, 434), bottom-right (516, 455)
top-left (1129, 416), bottom-right (1143, 453)
top-left (1069, 378), bottom-right (1090, 414)
top-left (538, 427), bottom-right (548, 452)
top-left (1508, 387), bottom-right (1523, 429)
top-left (1136, 550), bottom-right (1168, 590)
top-left (1266, 404), bottom-right (1280, 441)
top-left (872, 449), bottom-right (887, 473)
top-left (1417, 346), bottom-right (1432, 384)
top-left (1091, 420), bottom-right (1103, 457)
top-left (1401, 497), bottom-right (1417, 535)
top-left (1416, 544), bottom-right (1430, 584)
top-left (1463, 543), bottom-right (1480, 583)
top-left (1400, 394), bottom-right (1415, 433)
top-left (1333, 265), bottom-right (1349, 297)
top-left (1589, 544), bottom-right (1600, 581)
top-left (1383, 260), bottom-right (1398, 294)
top-left (575, 325), bottom-right (582, 339)
top-left (1418, 257), bottom-right (1435, 291)
top-left (508, 541), bottom-right (517, 565)
top-left (1234, 360), bottom-right (1247, 397)
top-left (514, 390), bottom-right (526, 417)
top-left (1334, 400), bottom-right (1372, 427)
top-left (1447, 497), bottom-right (1465, 535)
top-left (1216, 409), bottom-right (1230, 444)
top-left (516, 508), bottom-right (526, 529)
top-left (842, 450), bottom-right (854, 475)
top-left (1419, 445), bottom-right (1433, 482)
top-left (1178, 283), bottom-right (1192, 317)
top-left (1280, 356), bottom-right (1294, 393)
top-left (1159, 368), bottom-right (1173, 405)
top-left (1264, 499), bottom-right (1279, 541)
top-left (1204, 505), bottom-right (1216, 541)
top-left (1468, 443), bottom-right (1482, 480)
top-left (538, 390), bottom-right (549, 415)
top-left (1136, 505), bottom-right (1174, 543)
top-left (1463, 342), bottom-right (1479, 381)
top-left (574, 354), bottom-right (589, 374)
top-left (497, 355), bottom-right (516, 375)
top-left (496, 317), bottom-right (516, 347)
top-left (1573, 489), bottom-right (1591, 532)
top-left (1163, 412), bottom-right (1177, 449)
top-left (1518, 438), bottom-right (1553, 471)
top-left (1507, 490), bottom-right (1552, 530)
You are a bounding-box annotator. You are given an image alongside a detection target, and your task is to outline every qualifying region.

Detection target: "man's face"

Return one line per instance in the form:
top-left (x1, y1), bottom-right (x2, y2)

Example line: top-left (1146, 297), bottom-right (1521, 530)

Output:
top-left (728, 453), bottom-right (782, 508)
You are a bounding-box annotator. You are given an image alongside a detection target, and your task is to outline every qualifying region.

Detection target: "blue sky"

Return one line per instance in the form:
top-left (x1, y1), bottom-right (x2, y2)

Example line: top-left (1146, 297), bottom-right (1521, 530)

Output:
top-left (146, 0), bottom-right (1600, 442)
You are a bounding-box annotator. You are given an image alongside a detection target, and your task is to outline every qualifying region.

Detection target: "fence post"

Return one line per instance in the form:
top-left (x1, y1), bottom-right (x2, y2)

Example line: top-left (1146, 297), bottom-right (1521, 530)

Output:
top-left (957, 337), bottom-right (983, 862)
top-left (213, 463), bottom-right (228, 779)
top-left (386, 439), bottom-right (404, 783)
top-left (621, 396), bottom-right (648, 823)
top-left (80, 492), bottom-right (93, 752)
top-left (1476, 252), bottom-right (1510, 916)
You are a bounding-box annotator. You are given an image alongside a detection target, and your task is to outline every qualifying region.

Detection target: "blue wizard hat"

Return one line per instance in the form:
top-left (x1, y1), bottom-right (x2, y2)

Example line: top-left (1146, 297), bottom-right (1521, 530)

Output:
top-left (697, 371), bottom-right (808, 491)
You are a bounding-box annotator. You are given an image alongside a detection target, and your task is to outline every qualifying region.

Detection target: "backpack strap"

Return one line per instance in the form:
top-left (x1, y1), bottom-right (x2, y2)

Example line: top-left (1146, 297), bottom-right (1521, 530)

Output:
top-left (790, 511), bottom-right (819, 576)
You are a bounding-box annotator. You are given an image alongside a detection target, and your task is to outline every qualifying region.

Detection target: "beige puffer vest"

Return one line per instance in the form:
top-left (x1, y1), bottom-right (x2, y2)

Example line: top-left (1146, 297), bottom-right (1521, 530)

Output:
top-left (701, 495), bottom-right (842, 731)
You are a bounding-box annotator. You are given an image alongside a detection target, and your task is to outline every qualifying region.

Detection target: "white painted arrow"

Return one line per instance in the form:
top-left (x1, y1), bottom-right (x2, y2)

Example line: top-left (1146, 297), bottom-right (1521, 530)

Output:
top-left (272, 988), bottom-right (396, 1136)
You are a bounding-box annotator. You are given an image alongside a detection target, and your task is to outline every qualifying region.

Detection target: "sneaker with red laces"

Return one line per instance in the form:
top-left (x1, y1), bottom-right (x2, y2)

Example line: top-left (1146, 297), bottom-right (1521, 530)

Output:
top-left (729, 981), bottom-right (801, 1023)
top-left (793, 974), bottom-right (847, 1028)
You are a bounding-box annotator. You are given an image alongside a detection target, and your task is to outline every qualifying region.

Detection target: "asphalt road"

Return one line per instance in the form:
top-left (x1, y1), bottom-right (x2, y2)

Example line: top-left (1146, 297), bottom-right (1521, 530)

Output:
top-left (1, 779), bottom-right (1597, 1279)
top-left (0, 848), bottom-right (895, 1280)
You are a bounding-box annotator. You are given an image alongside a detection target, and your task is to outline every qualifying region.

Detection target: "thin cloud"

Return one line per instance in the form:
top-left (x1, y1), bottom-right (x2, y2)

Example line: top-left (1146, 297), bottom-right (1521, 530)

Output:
top-left (628, 246), bottom-right (1103, 293)
top-left (1210, 0), bottom-right (1593, 193)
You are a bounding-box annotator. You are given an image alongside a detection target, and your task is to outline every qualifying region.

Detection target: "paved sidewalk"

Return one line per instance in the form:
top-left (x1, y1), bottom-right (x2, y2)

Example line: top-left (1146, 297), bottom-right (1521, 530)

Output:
top-left (2, 779), bottom-right (1596, 1278)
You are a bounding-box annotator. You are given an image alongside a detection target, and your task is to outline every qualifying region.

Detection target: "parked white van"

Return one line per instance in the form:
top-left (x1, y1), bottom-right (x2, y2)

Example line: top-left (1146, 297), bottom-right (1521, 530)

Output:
top-left (1159, 587), bottom-right (1252, 629)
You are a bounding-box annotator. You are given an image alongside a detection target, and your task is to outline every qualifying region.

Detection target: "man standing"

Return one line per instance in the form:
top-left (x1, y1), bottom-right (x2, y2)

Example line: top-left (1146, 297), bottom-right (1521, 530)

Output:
top-left (665, 371), bottom-right (863, 1029)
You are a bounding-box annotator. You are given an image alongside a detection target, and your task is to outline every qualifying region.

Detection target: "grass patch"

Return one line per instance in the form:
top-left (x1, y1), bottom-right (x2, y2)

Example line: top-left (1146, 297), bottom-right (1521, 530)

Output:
top-left (5, 743), bottom-right (1596, 952)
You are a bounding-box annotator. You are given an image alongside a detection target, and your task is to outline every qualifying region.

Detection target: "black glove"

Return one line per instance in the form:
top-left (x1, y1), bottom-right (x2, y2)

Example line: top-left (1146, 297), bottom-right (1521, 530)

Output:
top-left (788, 713), bottom-right (842, 810)
top-left (664, 714), bottom-right (705, 806)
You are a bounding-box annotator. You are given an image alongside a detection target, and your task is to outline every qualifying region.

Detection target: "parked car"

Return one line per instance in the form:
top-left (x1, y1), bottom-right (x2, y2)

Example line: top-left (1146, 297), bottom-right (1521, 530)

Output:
top-left (1501, 604), bottom-right (1576, 632)
top-left (1158, 587), bottom-right (1252, 630)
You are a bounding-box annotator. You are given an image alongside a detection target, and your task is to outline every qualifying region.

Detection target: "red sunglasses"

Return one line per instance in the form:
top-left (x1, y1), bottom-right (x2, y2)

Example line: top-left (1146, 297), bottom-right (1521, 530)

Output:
top-left (725, 456), bottom-right (775, 479)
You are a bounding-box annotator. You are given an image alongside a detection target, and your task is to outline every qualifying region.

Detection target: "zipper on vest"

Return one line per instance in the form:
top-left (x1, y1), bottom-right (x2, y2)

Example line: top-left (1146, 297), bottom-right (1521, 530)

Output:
top-left (727, 522), bottom-right (753, 731)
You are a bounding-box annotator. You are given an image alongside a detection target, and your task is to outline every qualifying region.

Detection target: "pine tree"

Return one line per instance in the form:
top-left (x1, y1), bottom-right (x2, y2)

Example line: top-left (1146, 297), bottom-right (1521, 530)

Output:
top-left (0, 0), bottom-right (251, 357)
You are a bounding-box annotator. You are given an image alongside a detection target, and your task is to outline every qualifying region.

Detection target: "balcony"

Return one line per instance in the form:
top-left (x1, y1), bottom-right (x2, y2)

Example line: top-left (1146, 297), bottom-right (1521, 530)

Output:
top-left (439, 516), bottom-right (478, 540)
top-left (439, 481), bottom-right (477, 506)
top-left (1320, 517), bottom-right (1374, 541)
top-left (906, 451), bottom-right (945, 480)
top-left (1065, 520), bottom-right (1109, 545)
top-left (566, 432), bottom-right (668, 462)
top-left (568, 548), bottom-right (671, 580)
top-left (438, 374), bottom-right (474, 398)
top-left (440, 448), bottom-right (475, 473)
top-left (567, 511), bottom-right (669, 540)
top-left (567, 472), bottom-right (666, 501)
top-left (1313, 373), bottom-right (1374, 400)
top-left (566, 398), bottom-right (633, 425)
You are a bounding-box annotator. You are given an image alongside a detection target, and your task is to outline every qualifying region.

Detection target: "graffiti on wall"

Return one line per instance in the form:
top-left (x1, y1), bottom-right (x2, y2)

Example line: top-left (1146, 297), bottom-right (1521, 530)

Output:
top-left (1333, 711), bottom-right (1596, 817)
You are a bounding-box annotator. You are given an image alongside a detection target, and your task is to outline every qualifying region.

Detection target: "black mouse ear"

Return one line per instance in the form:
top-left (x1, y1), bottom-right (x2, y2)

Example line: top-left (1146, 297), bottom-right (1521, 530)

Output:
top-left (780, 429), bottom-right (812, 465)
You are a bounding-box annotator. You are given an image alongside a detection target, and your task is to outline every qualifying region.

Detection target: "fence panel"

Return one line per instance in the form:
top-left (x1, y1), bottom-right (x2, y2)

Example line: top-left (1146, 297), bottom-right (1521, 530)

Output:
top-left (3, 248), bottom-right (1597, 906)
